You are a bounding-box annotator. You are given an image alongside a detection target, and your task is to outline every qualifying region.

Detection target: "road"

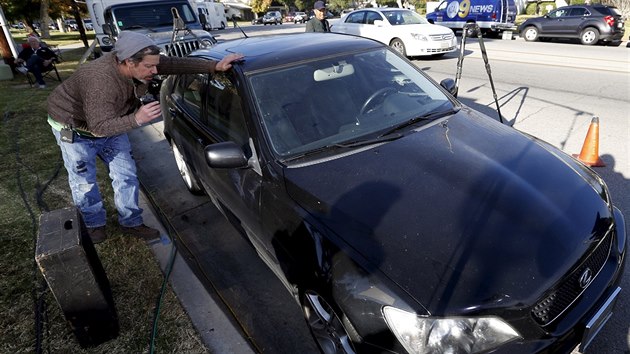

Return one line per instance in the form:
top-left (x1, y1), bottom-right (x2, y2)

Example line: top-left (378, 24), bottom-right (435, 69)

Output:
top-left (207, 23), bottom-right (630, 353)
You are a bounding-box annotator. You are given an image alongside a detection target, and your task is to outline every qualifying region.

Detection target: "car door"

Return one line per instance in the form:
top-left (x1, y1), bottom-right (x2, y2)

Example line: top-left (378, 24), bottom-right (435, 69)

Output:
top-left (541, 7), bottom-right (571, 35)
top-left (357, 10), bottom-right (389, 45)
top-left (180, 72), bottom-right (264, 248)
top-left (337, 10), bottom-right (366, 36)
top-left (565, 7), bottom-right (591, 36)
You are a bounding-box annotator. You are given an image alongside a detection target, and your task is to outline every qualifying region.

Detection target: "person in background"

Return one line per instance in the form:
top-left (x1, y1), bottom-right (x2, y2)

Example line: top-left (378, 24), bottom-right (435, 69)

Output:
top-left (46, 31), bottom-right (243, 244)
top-left (15, 36), bottom-right (58, 89)
top-left (198, 10), bottom-right (208, 31)
top-left (305, 1), bottom-right (330, 32)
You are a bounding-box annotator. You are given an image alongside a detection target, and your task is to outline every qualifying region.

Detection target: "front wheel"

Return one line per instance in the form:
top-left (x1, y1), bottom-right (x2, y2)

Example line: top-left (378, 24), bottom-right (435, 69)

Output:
top-left (523, 26), bottom-right (539, 42)
top-left (301, 290), bottom-right (356, 354)
top-left (172, 144), bottom-right (204, 195)
top-left (580, 27), bottom-right (599, 45)
top-left (389, 38), bottom-right (406, 57)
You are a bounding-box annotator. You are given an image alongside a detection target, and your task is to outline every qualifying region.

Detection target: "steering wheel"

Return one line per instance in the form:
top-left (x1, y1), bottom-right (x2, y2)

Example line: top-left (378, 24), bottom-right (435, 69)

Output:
top-left (359, 87), bottom-right (397, 116)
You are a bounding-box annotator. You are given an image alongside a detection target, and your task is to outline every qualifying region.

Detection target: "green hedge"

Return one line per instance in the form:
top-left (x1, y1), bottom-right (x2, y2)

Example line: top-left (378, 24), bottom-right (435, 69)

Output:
top-left (525, 2), bottom-right (557, 16)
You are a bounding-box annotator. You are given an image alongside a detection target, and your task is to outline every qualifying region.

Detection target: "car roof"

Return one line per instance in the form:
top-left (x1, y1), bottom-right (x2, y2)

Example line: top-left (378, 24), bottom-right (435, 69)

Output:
top-left (189, 33), bottom-right (385, 72)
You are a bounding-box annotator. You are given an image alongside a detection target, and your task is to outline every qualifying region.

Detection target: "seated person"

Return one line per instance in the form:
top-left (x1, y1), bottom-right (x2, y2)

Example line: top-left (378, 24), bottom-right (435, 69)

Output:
top-left (15, 36), bottom-right (58, 88)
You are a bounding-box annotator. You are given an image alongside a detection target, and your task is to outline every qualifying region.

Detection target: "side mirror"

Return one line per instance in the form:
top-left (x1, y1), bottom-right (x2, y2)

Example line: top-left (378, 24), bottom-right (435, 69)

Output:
top-left (102, 23), bottom-right (112, 36)
top-left (204, 141), bottom-right (249, 169)
top-left (440, 78), bottom-right (457, 97)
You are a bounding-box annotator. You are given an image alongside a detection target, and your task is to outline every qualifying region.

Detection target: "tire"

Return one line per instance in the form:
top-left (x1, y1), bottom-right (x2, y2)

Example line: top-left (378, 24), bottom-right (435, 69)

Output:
top-left (300, 289), bottom-right (356, 354)
top-left (523, 26), bottom-right (539, 42)
top-left (171, 144), bottom-right (204, 195)
top-left (580, 27), bottom-right (600, 45)
top-left (389, 38), bottom-right (406, 57)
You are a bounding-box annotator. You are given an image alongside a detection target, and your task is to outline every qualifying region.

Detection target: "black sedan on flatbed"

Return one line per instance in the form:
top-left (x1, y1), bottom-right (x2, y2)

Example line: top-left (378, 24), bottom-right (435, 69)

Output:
top-left (160, 33), bottom-right (626, 353)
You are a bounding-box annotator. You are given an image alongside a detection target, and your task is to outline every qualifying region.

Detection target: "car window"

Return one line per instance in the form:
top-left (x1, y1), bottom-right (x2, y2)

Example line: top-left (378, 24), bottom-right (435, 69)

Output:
top-left (568, 7), bottom-right (589, 16)
top-left (174, 74), bottom-right (204, 121)
top-left (249, 48), bottom-right (453, 157)
top-left (345, 11), bottom-right (365, 24)
top-left (548, 8), bottom-right (570, 18)
top-left (382, 9), bottom-right (429, 25)
top-left (205, 73), bottom-right (248, 146)
top-left (366, 11), bottom-right (382, 25)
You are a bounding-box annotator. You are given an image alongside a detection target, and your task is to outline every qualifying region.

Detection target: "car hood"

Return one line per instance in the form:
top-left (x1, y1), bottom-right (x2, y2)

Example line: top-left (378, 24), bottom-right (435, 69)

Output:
top-left (283, 110), bottom-right (613, 313)
top-left (401, 23), bottom-right (453, 35)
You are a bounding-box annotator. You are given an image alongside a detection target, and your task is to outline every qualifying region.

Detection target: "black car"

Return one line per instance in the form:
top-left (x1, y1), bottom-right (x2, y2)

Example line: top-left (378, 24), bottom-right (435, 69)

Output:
top-left (263, 11), bottom-right (283, 25)
top-left (519, 4), bottom-right (625, 45)
top-left (251, 17), bottom-right (264, 25)
top-left (160, 33), bottom-right (626, 353)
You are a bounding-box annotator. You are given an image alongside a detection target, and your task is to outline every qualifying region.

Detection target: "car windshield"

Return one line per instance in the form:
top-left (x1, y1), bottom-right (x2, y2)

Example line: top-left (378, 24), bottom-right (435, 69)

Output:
top-left (249, 48), bottom-right (454, 158)
top-left (381, 10), bottom-right (430, 25)
top-left (112, 2), bottom-right (197, 29)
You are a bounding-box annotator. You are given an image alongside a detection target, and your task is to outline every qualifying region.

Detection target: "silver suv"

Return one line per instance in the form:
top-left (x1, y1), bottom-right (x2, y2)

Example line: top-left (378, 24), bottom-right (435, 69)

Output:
top-left (263, 11), bottom-right (282, 25)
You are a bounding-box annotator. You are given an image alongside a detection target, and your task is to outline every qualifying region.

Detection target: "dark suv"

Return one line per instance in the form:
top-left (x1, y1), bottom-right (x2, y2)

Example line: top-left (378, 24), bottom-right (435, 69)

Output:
top-left (519, 5), bottom-right (625, 45)
top-left (262, 11), bottom-right (283, 25)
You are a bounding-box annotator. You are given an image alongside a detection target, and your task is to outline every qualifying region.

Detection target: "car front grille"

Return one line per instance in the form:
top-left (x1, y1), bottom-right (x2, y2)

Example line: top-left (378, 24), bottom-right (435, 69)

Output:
top-left (531, 231), bottom-right (613, 326)
top-left (427, 46), bottom-right (456, 53)
top-left (164, 40), bottom-right (203, 57)
top-left (429, 33), bottom-right (454, 41)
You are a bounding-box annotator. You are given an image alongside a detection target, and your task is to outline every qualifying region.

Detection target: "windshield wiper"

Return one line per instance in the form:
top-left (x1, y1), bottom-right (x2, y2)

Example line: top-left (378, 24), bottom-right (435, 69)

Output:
top-left (378, 107), bottom-right (459, 138)
top-left (333, 132), bottom-right (403, 148)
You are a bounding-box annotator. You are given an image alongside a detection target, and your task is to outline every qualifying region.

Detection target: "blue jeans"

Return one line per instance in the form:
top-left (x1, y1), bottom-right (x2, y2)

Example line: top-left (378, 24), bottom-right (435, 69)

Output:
top-left (26, 54), bottom-right (46, 85)
top-left (52, 128), bottom-right (144, 228)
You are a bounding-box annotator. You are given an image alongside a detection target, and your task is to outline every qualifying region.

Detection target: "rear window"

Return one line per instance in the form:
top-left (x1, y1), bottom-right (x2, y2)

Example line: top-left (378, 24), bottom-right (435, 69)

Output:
top-left (593, 6), bottom-right (620, 16)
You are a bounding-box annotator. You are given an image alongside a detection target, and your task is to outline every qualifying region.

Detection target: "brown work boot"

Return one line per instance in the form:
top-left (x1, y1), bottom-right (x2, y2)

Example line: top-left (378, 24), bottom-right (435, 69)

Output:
top-left (122, 224), bottom-right (160, 241)
top-left (87, 226), bottom-right (107, 244)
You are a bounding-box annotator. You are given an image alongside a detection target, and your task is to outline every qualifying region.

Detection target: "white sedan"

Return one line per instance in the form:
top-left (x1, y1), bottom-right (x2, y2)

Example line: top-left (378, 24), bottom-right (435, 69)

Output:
top-left (333, 8), bottom-right (457, 58)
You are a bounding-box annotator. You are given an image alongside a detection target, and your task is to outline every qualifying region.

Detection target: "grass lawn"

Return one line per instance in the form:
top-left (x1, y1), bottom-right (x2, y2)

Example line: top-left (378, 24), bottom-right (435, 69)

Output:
top-left (0, 32), bottom-right (208, 353)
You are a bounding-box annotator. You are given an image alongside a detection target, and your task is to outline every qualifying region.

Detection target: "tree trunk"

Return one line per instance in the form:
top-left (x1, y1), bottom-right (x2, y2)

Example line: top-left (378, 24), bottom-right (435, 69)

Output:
top-left (70, 1), bottom-right (89, 48)
top-left (40, 0), bottom-right (51, 39)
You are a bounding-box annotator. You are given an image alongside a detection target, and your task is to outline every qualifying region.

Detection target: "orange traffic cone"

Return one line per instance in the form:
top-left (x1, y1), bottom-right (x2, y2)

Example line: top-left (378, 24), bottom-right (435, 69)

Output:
top-left (572, 116), bottom-right (605, 167)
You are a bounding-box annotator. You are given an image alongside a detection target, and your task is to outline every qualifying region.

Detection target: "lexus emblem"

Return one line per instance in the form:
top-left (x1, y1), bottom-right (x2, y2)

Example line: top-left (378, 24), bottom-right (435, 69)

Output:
top-left (579, 268), bottom-right (593, 289)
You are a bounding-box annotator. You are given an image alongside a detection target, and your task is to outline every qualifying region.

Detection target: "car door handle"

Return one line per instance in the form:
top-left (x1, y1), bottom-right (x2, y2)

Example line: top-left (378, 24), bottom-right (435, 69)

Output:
top-left (195, 137), bottom-right (204, 145)
top-left (168, 108), bottom-right (176, 117)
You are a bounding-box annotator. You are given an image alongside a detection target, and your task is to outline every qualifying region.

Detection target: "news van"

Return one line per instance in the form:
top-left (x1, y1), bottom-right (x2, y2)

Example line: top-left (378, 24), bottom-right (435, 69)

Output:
top-left (426, 0), bottom-right (517, 35)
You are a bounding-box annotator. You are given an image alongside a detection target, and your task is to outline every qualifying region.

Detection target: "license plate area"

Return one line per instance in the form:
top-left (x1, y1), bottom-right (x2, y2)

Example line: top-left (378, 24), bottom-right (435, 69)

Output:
top-left (579, 287), bottom-right (621, 352)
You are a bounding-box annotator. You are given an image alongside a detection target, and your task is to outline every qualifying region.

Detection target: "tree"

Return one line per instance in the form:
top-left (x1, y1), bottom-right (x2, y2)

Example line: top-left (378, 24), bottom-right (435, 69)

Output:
top-left (40, 0), bottom-right (51, 38)
top-left (250, 0), bottom-right (274, 14)
top-left (602, 0), bottom-right (629, 18)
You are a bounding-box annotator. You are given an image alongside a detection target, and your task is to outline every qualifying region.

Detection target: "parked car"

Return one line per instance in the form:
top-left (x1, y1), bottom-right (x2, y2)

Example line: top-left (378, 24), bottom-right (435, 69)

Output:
top-left (251, 17), bottom-right (264, 25)
top-left (65, 19), bottom-right (78, 30)
top-left (160, 32), bottom-right (626, 354)
top-left (263, 11), bottom-right (283, 25)
top-left (519, 4), bottom-right (625, 45)
top-left (294, 11), bottom-right (309, 24)
top-left (333, 8), bottom-right (457, 58)
top-left (284, 12), bottom-right (295, 23)
top-left (84, 19), bottom-right (93, 31)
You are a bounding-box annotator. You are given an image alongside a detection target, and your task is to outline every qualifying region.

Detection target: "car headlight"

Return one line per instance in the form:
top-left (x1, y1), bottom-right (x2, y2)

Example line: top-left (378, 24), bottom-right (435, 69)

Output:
top-left (410, 33), bottom-right (428, 41)
top-left (383, 307), bottom-right (521, 353)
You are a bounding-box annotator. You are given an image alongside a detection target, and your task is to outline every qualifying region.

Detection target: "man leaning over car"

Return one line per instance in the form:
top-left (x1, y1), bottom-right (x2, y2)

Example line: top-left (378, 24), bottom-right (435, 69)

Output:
top-left (305, 1), bottom-right (330, 32)
top-left (46, 31), bottom-right (243, 244)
